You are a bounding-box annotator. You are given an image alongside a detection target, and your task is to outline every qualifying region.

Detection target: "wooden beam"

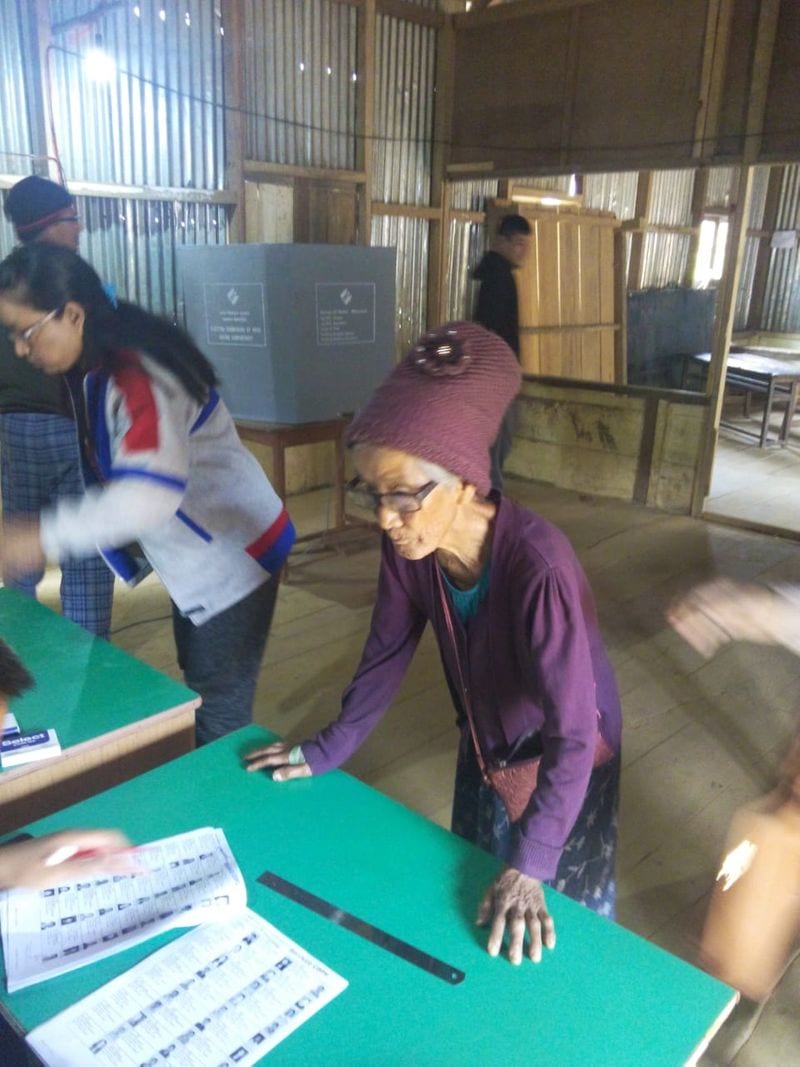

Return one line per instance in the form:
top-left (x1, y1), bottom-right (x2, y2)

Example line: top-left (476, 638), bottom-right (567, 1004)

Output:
top-left (613, 227), bottom-right (628, 384)
top-left (626, 171), bottom-right (652, 290)
top-left (558, 6), bottom-right (581, 171)
top-left (692, 165), bottom-right (754, 515)
top-left (453, 0), bottom-right (605, 29)
top-left (372, 202), bottom-right (441, 219)
top-left (683, 167), bottom-right (710, 287)
top-left (59, 180), bottom-right (239, 205)
top-left (743, 0), bottom-right (781, 163)
top-left (357, 0), bottom-right (376, 244)
top-left (746, 164), bottom-right (784, 331)
top-left (243, 161), bottom-right (367, 185)
top-left (692, 0), bottom-right (734, 161)
top-left (221, 0), bottom-right (246, 242)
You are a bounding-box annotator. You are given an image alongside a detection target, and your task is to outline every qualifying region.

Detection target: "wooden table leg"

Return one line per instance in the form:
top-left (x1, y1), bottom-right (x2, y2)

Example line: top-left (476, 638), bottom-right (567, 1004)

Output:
top-left (333, 430), bottom-right (345, 530)
top-left (760, 379), bottom-right (776, 447)
top-left (780, 381), bottom-right (800, 445)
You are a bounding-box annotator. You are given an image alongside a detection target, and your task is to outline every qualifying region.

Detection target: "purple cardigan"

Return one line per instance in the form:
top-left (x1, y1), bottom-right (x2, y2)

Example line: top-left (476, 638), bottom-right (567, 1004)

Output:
top-left (302, 496), bottom-right (622, 880)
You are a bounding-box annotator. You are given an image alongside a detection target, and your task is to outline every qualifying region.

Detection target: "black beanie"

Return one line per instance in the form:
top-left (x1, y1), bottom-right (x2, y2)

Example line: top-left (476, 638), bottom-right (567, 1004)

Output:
top-left (4, 176), bottom-right (74, 242)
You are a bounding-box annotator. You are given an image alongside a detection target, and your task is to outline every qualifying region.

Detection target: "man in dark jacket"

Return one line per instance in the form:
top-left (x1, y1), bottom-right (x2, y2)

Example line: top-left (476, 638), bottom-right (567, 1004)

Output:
top-left (473, 213), bottom-right (531, 490)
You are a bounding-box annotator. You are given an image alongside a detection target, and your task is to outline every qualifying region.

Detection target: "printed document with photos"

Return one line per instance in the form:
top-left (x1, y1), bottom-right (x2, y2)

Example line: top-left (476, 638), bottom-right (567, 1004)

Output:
top-left (1, 827), bottom-right (246, 992)
top-left (27, 909), bottom-right (348, 1067)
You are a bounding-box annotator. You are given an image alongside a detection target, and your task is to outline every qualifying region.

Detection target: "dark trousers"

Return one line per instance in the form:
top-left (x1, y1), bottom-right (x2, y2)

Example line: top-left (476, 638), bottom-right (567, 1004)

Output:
top-left (489, 403), bottom-right (516, 492)
top-left (172, 576), bottom-right (280, 746)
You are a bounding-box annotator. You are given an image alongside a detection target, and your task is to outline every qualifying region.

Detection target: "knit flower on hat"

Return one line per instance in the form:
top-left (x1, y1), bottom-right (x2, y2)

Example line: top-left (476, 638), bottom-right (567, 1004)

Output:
top-left (410, 327), bottom-right (470, 377)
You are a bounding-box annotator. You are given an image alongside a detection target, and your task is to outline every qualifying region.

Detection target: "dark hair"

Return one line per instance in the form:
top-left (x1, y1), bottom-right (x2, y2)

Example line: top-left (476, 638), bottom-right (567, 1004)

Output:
top-left (0, 639), bottom-right (34, 699)
top-left (497, 214), bottom-right (531, 238)
top-left (0, 244), bottom-right (217, 403)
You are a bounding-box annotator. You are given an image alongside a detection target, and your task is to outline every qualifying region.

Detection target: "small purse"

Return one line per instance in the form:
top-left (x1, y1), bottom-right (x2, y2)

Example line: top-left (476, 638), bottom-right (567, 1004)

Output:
top-left (437, 568), bottom-right (613, 824)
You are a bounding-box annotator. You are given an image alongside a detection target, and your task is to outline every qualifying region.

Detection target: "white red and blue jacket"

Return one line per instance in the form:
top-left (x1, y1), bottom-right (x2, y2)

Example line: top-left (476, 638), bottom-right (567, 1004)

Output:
top-left (40, 349), bottom-right (295, 625)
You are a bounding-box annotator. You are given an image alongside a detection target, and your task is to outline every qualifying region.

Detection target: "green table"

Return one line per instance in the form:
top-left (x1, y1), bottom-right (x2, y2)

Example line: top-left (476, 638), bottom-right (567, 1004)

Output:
top-left (0, 588), bottom-right (199, 834)
top-left (0, 725), bottom-right (736, 1066)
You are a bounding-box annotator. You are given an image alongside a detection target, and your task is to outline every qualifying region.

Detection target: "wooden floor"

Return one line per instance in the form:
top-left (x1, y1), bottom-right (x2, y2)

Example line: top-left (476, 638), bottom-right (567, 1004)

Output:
top-left (706, 407), bottom-right (800, 536)
top-left (33, 477), bottom-right (800, 1065)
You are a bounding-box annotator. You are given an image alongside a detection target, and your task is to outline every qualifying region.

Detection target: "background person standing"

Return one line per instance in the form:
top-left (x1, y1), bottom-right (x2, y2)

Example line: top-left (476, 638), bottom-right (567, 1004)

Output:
top-left (0, 175), bottom-right (114, 638)
top-left (472, 213), bottom-right (531, 492)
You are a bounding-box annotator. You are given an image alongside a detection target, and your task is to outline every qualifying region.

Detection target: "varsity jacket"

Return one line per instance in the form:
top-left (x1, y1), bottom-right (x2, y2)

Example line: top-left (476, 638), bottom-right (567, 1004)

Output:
top-left (39, 350), bottom-right (295, 625)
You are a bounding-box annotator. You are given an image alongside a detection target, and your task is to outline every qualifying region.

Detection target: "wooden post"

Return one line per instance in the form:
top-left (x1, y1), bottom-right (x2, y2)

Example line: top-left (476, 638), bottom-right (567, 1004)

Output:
top-left (683, 168), bottom-right (709, 288)
top-left (613, 227), bottom-right (628, 384)
top-left (692, 0), bottom-right (733, 161)
top-left (743, 0), bottom-right (780, 164)
top-left (691, 165), bottom-right (753, 515)
top-left (356, 0), bottom-right (376, 245)
top-left (626, 171), bottom-right (652, 291)
top-left (426, 13), bottom-right (455, 327)
top-left (221, 0), bottom-right (246, 243)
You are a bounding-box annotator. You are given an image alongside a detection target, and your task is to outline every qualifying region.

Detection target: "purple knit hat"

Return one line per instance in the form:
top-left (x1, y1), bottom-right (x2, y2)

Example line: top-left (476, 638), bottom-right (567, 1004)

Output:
top-left (346, 321), bottom-right (521, 496)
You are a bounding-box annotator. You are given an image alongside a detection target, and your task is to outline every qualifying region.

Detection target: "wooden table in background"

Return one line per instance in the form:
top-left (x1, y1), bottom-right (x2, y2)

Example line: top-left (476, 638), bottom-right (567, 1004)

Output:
top-left (236, 417), bottom-right (349, 538)
top-left (0, 589), bottom-right (199, 835)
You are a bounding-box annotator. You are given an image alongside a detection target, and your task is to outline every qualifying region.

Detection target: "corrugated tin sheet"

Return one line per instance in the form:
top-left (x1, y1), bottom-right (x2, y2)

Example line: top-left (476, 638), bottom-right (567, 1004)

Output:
top-left (372, 213), bottom-right (428, 357)
top-left (761, 164), bottom-right (800, 332)
top-left (373, 14), bottom-right (435, 204)
top-left (583, 171), bottom-right (638, 220)
top-left (449, 180), bottom-right (498, 212)
top-left (48, 0), bottom-right (224, 188)
top-left (641, 231), bottom-right (691, 289)
top-left (649, 169), bottom-right (693, 227)
top-left (733, 235), bottom-right (760, 330)
top-left (244, 0), bottom-right (358, 169)
top-left (0, 192), bottom-right (228, 320)
top-left (704, 166), bottom-right (735, 210)
top-left (513, 175), bottom-right (573, 192)
top-left (446, 218), bottom-right (485, 321)
top-left (0, 0), bottom-right (34, 175)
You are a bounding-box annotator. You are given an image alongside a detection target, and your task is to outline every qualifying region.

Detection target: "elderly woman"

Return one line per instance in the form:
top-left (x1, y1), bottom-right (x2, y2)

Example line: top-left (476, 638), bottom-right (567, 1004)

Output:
top-left (247, 322), bottom-right (622, 964)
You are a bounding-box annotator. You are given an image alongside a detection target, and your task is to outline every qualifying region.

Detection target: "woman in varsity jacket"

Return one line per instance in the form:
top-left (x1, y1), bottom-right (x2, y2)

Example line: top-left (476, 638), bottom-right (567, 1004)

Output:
top-left (0, 244), bottom-right (295, 745)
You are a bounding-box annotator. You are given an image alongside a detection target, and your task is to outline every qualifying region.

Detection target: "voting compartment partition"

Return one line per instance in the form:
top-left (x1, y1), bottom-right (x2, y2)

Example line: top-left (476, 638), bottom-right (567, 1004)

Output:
top-left (177, 244), bottom-right (396, 424)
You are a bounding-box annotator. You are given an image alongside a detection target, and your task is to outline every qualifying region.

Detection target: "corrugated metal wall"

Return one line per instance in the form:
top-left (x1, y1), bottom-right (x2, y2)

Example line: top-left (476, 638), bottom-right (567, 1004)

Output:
top-left (49, 0), bottom-right (225, 189)
top-left (372, 214), bottom-right (428, 356)
top-left (243, 0), bottom-right (358, 169)
top-left (446, 218), bottom-right (485, 322)
top-left (450, 179), bottom-right (498, 212)
top-left (0, 0), bottom-right (35, 177)
top-left (373, 14), bottom-right (435, 205)
top-left (760, 164), bottom-right (800, 332)
top-left (583, 171), bottom-right (638, 219)
top-left (0, 0), bottom-right (232, 318)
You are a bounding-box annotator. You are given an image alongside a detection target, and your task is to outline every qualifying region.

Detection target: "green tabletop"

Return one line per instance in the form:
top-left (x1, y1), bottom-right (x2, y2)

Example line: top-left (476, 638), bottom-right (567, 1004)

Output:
top-left (0, 725), bottom-right (736, 1066)
top-left (0, 588), bottom-right (196, 750)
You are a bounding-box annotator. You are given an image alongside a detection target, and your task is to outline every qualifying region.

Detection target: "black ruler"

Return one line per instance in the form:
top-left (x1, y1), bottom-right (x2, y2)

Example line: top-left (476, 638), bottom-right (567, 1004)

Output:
top-left (258, 869), bottom-right (465, 986)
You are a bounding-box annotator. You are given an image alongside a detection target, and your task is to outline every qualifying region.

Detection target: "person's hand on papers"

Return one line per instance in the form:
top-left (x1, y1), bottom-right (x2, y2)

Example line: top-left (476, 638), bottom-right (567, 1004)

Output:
top-left (245, 741), bottom-right (312, 782)
top-left (667, 578), bottom-right (789, 657)
top-left (1, 517), bottom-right (45, 582)
top-left (0, 829), bottom-right (140, 890)
top-left (477, 866), bottom-right (556, 965)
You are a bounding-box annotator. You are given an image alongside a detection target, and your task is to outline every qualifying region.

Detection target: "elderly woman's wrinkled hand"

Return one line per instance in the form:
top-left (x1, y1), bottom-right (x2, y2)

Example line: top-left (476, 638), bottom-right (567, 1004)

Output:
top-left (477, 866), bottom-right (556, 965)
top-left (244, 741), bottom-right (312, 782)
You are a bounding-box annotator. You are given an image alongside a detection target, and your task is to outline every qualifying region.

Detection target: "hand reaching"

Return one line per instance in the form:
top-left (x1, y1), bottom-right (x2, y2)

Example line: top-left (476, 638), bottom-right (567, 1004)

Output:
top-left (477, 866), bottom-right (556, 964)
top-left (244, 741), bottom-right (312, 782)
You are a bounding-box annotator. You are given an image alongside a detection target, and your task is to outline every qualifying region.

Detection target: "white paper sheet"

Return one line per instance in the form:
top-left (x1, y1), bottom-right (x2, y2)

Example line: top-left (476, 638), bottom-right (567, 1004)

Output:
top-left (27, 909), bottom-right (348, 1067)
top-left (1, 827), bottom-right (246, 992)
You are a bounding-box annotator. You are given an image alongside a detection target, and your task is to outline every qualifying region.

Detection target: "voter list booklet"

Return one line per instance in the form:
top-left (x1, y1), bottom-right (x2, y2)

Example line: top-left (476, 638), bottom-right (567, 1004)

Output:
top-left (1, 827), bottom-right (246, 992)
top-left (27, 909), bottom-right (348, 1067)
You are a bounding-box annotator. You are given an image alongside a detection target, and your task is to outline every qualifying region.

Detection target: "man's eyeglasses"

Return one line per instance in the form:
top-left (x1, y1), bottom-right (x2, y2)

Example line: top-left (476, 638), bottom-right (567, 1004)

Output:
top-left (346, 477), bottom-right (438, 515)
top-left (8, 307), bottom-right (62, 347)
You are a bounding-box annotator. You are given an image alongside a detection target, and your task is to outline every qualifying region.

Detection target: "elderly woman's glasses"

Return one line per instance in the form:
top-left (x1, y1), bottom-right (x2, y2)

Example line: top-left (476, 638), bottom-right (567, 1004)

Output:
top-left (346, 477), bottom-right (437, 515)
top-left (8, 307), bottom-right (62, 346)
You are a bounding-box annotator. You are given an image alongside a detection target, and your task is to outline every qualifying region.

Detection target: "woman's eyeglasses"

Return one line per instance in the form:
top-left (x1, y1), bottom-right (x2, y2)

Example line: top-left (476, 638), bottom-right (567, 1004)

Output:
top-left (8, 307), bottom-right (62, 346)
top-left (346, 477), bottom-right (437, 515)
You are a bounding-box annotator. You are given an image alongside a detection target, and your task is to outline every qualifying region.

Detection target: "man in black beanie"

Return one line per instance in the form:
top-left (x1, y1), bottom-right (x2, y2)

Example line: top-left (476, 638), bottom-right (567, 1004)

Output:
top-left (0, 176), bottom-right (114, 638)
